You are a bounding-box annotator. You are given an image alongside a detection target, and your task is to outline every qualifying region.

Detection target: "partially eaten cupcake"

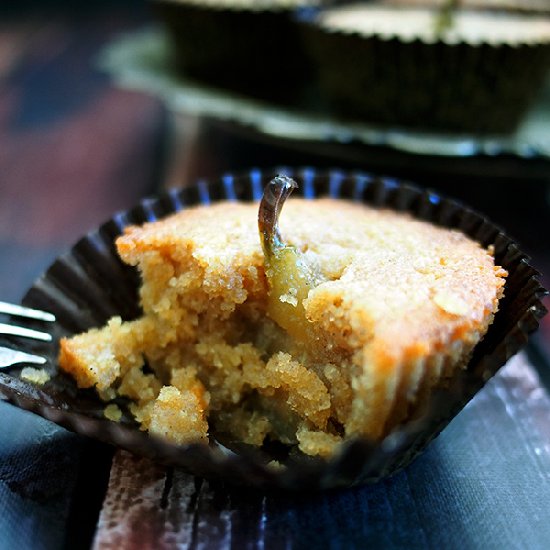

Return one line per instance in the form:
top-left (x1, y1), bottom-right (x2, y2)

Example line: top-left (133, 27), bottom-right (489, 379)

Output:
top-left (58, 177), bottom-right (506, 457)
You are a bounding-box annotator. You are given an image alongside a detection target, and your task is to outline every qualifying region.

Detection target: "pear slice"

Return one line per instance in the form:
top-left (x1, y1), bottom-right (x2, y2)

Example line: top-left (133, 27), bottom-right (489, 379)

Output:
top-left (258, 176), bottom-right (317, 342)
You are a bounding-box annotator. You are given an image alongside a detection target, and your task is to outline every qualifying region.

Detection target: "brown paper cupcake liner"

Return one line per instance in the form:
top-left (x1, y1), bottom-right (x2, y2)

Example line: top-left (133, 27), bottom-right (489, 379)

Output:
top-left (0, 168), bottom-right (546, 490)
top-left (153, 0), bottom-right (321, 106)
top-left (298, 9), bottom-right (550, 133)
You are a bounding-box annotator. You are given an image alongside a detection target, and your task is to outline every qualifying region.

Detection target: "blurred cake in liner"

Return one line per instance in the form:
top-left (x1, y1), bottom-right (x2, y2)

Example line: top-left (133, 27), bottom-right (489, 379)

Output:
top-left (388, 0), bottom-right (550, 14)
top-left (153, 0), bottom-right (325, 105)
top-left (299, 2), bottom-right (550, 133)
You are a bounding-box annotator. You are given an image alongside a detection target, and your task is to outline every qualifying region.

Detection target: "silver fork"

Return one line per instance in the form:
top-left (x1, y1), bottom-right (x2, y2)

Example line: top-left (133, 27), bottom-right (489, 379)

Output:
top-left (0, 301), bottom-right (56, 369)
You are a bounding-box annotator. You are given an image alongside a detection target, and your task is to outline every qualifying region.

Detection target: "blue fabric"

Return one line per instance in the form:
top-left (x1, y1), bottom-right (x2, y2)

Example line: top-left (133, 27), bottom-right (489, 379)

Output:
top-left (0, 403), bottom-right (81, 550)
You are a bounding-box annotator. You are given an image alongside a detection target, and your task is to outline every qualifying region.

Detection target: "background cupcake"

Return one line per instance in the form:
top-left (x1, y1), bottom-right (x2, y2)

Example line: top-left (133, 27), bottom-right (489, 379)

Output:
top-left (153, 0), bottom-right (325, 106)
top-left (299, 1), bottom-right (550, 133)
top-left (390, 0), bottom-right (550, 14)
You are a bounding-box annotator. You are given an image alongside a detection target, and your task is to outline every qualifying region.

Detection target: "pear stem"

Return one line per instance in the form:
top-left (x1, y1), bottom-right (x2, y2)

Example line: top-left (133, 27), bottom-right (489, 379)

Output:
top-left (435, 0), bottom-right (460, 36)
top-left (258, 175), bottom-right (298, 259)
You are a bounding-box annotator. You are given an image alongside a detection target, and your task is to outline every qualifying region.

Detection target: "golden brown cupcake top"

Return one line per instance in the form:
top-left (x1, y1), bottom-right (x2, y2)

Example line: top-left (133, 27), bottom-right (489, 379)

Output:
top-left (386, 0), bottom-right (550, 13)
top-left (317, 3), bottom-right (550, 45)
top-left (118, 198), bottom-right (505, 362)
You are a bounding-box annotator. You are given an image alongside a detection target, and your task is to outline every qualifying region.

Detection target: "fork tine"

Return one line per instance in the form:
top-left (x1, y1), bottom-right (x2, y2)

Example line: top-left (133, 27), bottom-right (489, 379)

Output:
top-left (0, 322), bottom-right (52, 342)
top-left (0, 301), bottom-right (56, 322)
top-left (0, 346), bottom-right (47, 369)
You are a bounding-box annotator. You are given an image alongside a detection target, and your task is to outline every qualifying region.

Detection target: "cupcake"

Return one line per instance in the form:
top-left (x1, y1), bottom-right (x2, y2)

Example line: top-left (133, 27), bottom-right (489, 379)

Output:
top-left (58, 176), bottom-right (506, 458)
top-left (299, 2), bottom-right (550, 133)
top-left (390, 1), bottom-right (550, 14)
top-left (152, 0), bottom-right (324, 105)
top-left (2, 170), bottom-right (545, 489)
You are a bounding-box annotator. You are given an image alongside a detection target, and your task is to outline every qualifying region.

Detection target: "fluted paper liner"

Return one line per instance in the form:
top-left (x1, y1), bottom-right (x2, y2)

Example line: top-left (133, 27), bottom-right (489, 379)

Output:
top-left (0, 169), bottom-right (546, 490)
top-left (153, 0), bottom-right (318, 105)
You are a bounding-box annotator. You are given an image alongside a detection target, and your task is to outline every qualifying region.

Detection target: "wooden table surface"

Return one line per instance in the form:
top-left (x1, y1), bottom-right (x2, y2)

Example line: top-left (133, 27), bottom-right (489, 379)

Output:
top-left (2, 2), bottom-right (550, 549)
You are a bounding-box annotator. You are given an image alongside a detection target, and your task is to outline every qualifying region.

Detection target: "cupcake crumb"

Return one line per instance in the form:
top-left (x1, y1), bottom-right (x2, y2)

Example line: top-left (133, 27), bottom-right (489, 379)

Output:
top-left (20, 367), bottom-right (51, 386)
top-left (279, 291), bottom-right (298, 306)
top-left (266, 460), bottom-right (286, 472)
top-left (433, 291), bottom-right (469, 316)
top-left (104, 404), bottom-right (122, 422)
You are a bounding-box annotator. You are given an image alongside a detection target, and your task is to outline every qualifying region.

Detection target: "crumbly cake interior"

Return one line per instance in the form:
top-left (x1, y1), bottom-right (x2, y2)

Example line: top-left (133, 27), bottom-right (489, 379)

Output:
top-left (59, 199), bottom-right (506, 457)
